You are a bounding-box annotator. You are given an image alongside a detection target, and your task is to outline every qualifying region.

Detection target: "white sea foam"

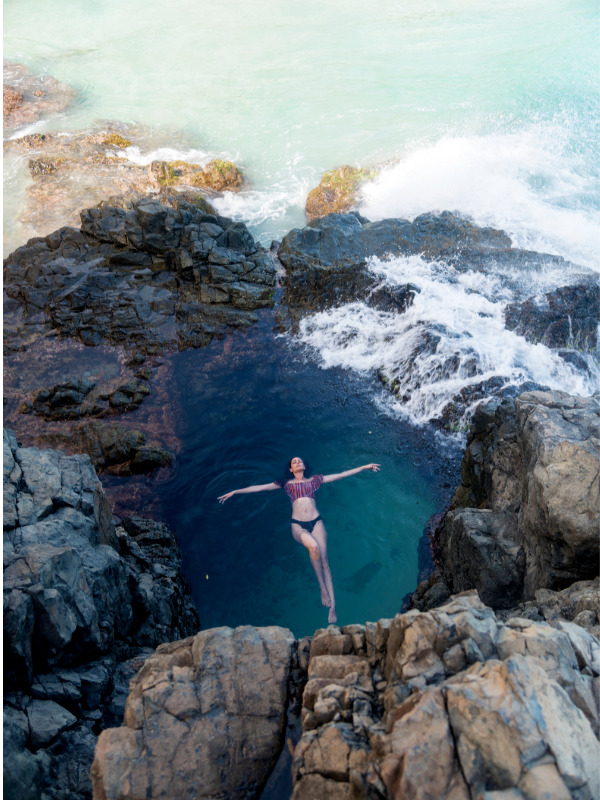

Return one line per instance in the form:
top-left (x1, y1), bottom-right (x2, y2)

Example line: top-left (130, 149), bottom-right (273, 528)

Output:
top-left (120, 145), bottom-right (212, 166)
top-left (296, 254), bottom-right (599, 426)
top-left (360, 125), bottom-right (600, 271)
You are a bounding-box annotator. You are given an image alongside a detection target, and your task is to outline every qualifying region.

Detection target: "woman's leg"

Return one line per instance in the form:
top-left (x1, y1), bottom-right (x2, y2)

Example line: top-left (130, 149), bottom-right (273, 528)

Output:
top-left (291, 524), bottom-right (331, 607)
top-left (309, 520), bottom-right (337, 624)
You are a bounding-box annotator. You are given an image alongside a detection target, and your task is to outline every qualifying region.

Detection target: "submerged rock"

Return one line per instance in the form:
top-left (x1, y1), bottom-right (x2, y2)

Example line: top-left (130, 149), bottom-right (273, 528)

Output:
top-left (3, 62), bottom-right (76, 130)
top-left (305, 165), bottom-right (378, 221)
top-left (438, 390), bottom-right (600, 605)
top-left (3, 430), bottom-right (199, 800)
top-left (5, 122), bottom-right (246, 249)
top-left (3, 195), bottom-right (276, 355)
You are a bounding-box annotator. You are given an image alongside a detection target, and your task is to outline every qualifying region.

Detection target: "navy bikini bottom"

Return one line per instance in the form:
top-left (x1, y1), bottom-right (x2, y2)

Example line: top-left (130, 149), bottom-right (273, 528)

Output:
top-left (291, 515), bottom-right (322, 535)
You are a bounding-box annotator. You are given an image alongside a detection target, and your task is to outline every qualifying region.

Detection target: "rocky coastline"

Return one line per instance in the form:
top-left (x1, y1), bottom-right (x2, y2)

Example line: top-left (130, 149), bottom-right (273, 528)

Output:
top-left (4, 63), bottom-right (600, 800)
top-left (4, 384), bottom-right (599, 799)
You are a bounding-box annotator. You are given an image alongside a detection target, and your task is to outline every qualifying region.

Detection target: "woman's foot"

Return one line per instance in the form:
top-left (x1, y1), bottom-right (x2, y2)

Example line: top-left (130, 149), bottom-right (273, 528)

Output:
top-left (321, 588), bottom-right (332, 607)
top-left (328, 606), bottom-right (337, 624)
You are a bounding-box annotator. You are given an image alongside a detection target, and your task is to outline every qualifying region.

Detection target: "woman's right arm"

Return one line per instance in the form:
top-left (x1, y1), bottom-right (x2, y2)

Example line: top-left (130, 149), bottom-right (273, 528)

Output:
top-left (218, 482), bottom-right (280, 503)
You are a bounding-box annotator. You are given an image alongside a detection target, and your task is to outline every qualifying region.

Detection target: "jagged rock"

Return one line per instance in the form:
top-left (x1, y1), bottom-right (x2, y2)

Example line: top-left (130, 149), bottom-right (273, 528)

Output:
top-left (440, 509), bottom-right (524, 608)
top-left (4, 196), bottom-right (276, 355)
top-left (3, 431), bottom-right (199, 800)
top-left (439, 391), bottom-right (600, 605)
top-left (305, 165), bottom-right (377, 221)
top-left (291, 592), bottom-right (600, 800)
top-left (91, 626), bottom-right (297, 800)
top-left (505, 281), bottom-right (600, 353)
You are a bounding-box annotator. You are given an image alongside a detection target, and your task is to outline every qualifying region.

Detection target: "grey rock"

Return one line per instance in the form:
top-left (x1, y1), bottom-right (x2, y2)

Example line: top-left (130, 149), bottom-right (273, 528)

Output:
top-left (27, 698), bottom-right (78, 748)
top-left (440, 391), bottom-right (600, 606)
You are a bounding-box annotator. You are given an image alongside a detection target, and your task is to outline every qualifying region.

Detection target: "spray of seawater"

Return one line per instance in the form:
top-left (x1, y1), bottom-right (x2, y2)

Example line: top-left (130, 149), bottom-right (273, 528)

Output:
top-left (296, 254), bottom-right (599, 427)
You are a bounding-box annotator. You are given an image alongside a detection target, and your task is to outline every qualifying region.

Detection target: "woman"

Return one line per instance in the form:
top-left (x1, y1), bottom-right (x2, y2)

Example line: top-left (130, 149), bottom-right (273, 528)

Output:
top-left (218, 457), bottom-right (380, 624)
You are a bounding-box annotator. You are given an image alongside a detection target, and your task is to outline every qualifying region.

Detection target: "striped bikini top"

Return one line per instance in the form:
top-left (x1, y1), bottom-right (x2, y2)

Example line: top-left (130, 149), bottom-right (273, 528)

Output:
top-left (279, 474), bottom-right (324, 503)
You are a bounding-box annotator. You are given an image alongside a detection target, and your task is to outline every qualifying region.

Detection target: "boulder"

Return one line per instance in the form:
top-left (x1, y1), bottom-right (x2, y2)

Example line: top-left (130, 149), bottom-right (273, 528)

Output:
top-left (505, 281), bottom-right (600, 353)
top-left (305, 165), bottom-right (377, 221)
top-left (91, 626), bottom-right (297, 800)
top-left (439, 391), bottom-right (600, 604)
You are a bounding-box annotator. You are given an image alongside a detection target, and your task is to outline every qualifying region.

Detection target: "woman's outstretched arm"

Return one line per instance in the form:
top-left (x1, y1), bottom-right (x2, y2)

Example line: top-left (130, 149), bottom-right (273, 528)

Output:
top-left (322, 464), bottom-right (380, 484)
top-left (218, 482), bottom-right (280, 503)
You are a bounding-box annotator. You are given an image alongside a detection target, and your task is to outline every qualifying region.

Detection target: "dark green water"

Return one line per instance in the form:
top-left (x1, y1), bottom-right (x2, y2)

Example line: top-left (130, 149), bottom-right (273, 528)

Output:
top-left (156, 312), bottom-right (460, 638)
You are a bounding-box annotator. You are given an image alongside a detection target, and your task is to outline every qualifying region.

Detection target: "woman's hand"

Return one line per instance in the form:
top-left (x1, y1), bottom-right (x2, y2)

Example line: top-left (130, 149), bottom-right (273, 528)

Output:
top-left (363, 463), bottom-right (381, 472)
top-left (218, 491), bottom-right (236, 503)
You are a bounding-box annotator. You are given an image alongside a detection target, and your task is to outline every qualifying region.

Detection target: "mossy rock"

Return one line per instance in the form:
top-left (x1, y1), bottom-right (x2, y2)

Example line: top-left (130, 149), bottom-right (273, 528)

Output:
top-left (151, 158), bottom-right (244, 192)
top-left (28, 157), bottom-right (68, 178)
top-left (192, 160), bottom-right (244, 192)
top-left (102, 133), bottom-right (132, 149)
top-left (305, 165), bottom-right (378, 221)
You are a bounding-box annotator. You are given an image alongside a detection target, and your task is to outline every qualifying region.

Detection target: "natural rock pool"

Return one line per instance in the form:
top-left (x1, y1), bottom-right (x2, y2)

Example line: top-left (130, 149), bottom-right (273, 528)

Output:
top-left (100, 309), bottom-right (461, 637)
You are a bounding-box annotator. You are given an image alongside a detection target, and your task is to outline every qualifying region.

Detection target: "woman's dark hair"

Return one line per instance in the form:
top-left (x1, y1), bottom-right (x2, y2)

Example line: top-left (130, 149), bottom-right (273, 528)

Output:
top-left (275, 457), bottom-right (313, 487)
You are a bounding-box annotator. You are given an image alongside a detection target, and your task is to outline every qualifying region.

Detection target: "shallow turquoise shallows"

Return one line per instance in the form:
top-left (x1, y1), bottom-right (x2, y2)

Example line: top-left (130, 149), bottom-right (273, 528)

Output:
top-left (4, 0), bottom-right (600, 262)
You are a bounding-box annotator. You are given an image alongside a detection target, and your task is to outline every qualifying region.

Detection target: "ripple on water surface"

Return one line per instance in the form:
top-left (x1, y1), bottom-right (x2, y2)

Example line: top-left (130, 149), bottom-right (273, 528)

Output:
top-left (116, 319), bottom-right (462, 638)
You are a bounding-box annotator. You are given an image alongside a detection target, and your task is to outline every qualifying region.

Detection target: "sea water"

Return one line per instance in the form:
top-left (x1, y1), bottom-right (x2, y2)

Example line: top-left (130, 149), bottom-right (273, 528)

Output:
top-left (4, 0), bottom-right (599, 633)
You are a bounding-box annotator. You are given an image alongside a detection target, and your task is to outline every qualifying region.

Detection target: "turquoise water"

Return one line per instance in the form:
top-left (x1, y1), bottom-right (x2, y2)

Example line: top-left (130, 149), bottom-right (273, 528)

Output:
top-left (4, 1), bottom-right (599, 632)
top-left (4, 0), bottom-right (600, 261)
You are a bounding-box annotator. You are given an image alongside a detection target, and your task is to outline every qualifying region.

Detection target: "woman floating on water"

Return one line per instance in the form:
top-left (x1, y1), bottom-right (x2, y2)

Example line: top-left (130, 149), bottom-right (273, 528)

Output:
top-left (218, 457), bottom-right (380, 624)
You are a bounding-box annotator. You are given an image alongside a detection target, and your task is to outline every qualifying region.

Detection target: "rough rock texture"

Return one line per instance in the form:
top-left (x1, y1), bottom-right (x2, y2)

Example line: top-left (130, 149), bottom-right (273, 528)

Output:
top-left (277, 212), bottom-right (596, 425)
top-left (5, 122), bottom-right (246, 249)
top-left (305, 166), bottom-right (377, 222)
top-left (505, 282), bottom-right (600, 355)
top-left (437, 391), bottom-right (599, 608)
top-left (91, 625), bottom-right (297, 800)
top-left (291, 593), bottom-right (599, 800)
top-left (3, 430), bottom-right (199, 800)
top-left (3, 62), bottom-right (75, 129)
top-left (45, 421), bottom-right (174, 476)
top-left (4, 195), bottom-right (276, 355)
top-left (19, 376), bottom-right (151, 420)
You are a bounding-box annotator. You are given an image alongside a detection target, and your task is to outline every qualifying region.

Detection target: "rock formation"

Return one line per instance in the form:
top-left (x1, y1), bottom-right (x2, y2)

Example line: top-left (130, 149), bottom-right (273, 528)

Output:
top-left (3, 430), bottom-right (199, 800)
top-left (305, 166), bottom-right (377, 222)
top-left (436, 390), bottom-right (600, 608)
top-left (5, 122), bottom-right (246, 244)
top-left (291, 593), bottom-right (599, 800)
top-left (4, 195), bottom-right (276, 356)
top-left (3, 62), bottom-right (76, 130)
top-left (91, 626), bottom-right (301, 800)
top-left (90, 593), bottom-right (600, 800)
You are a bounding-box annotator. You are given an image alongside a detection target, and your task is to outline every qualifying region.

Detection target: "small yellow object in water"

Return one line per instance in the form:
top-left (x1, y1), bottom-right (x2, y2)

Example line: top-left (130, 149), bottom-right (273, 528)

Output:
top-left (206, 574), bottom-right (209, 580)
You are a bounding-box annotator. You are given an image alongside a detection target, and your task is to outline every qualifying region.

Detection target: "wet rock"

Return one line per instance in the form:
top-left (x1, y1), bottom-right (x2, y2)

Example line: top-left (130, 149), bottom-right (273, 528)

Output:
top-left (305, 165), bottom-right (377, 221)
top-left (3, 431), bottom-right (199, 800)
top-left (439, 390), bottom-right (600, 606)
top-left (53, 421), bottom-right (174, 475)
top-left (3, 196), bottom-right (276, 355)
top-left (4, 85), bottom-right (24, 115)
top-left (91, 626), bottom-right (296, 800)
top-left (3, 62), bottom-right (75, 130)
top-left (505, 281), bottom-right (600, 352)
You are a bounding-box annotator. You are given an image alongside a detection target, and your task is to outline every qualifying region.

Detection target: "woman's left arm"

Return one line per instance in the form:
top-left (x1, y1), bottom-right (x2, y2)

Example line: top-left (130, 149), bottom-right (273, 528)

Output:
top-left (322, 464), bottom-right (380, 483)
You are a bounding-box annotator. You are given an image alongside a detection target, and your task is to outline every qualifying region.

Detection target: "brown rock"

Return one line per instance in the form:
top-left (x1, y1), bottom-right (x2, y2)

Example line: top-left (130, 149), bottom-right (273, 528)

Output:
top-left (91, 625), bottom-right (295, 800)
top-left (305, 165), bottom-right (377, 221)
top-left (3, 86), bottom-right (23, 116)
